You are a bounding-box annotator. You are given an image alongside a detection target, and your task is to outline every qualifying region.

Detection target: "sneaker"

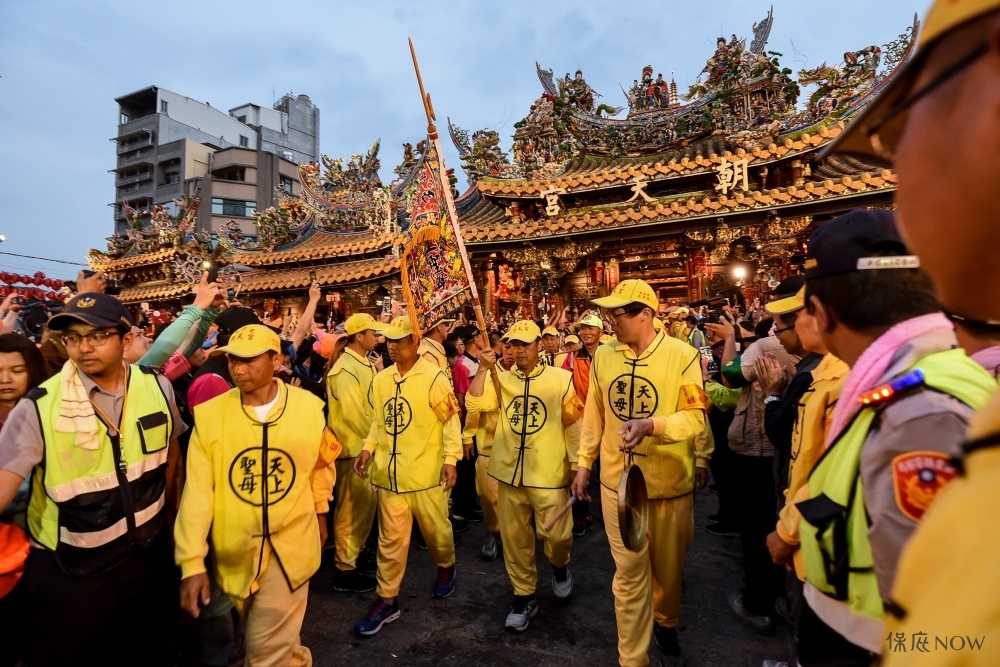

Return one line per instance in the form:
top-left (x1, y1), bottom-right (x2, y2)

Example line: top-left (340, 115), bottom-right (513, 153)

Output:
top-left (355, 599), bottom-right (400, 637)
top-left (705, 522), bottom-right (740, 537)
top-left (504, 595), bottom-right (539, 633)
top-left (481, 533), bottom-right (499, 562)
top-left (727, 592), bottom-right (775, 635)
top-left (551, 565), bottom-right (573, 599)
top-left (450, 517), bottom-right (471, 533)
top-left (356, 547), bottom-right (378, 576)
top-left (432, 565), bottom-right (456, 599)
top-left (653, 624), bottom-right (686, 666)
top-left (572, 514), bottom-right (594, 537)
top-left (762, 661), bottom-right (789, 667)
top-left (332, 569), bottom-right (376, 594)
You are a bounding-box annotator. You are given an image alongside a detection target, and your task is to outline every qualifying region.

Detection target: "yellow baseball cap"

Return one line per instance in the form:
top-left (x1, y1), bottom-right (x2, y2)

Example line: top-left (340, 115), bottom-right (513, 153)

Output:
top-left (211, 324), bottom-right (281, 358)
top-left (577, 313), bottom-right (603, 329)
top-left (542, 326), bottom-right (559, 337)
top-left (564, 334), bottom-right (580, 344)
top-left (381, 315), bottom-right (415, 340)
top-left (765, 287), bottom-right (806, 316)
top-left (592, 279), bottom-right (658, 311)
top-left (507, 320), bottom-right (542, 343)
top-left (344, 312), bottom-right (386, 336)
top-left (822, 0), bottom-right (1000, 162)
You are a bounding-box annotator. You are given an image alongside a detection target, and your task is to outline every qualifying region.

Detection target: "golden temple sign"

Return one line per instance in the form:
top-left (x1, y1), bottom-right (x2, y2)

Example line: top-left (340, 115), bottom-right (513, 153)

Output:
top-left (715, 157), bottom-right (750, 195)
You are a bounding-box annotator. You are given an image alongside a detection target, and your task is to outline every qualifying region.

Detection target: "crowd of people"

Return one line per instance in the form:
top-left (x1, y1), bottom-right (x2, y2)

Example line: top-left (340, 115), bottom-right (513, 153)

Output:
top-left (3, 2), bottom-right (1000, 665)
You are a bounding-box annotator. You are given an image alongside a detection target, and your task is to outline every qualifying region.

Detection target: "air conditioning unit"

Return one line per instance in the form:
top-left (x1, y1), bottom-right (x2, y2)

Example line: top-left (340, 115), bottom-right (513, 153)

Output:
top-left (282, 151), bottom-right (294, 161)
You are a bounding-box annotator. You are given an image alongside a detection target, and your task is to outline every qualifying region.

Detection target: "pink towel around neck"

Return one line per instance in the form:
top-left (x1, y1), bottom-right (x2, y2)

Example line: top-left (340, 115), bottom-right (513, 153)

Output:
top-left (824, 312), bottom-right (953, 449)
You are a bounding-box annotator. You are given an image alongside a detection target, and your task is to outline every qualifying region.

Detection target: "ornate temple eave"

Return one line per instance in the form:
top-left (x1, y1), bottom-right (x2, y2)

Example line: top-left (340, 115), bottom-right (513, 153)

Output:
top-left (464, 169), bottom-right (895, 248)
top-left (90, 247), bottom-right (181, 272)
top-left (475, 123), bottom-right (843, 198)
top-left (116, 256), bottom-right (400, 304)
top-left (231, 230), bottom-right (398, 266)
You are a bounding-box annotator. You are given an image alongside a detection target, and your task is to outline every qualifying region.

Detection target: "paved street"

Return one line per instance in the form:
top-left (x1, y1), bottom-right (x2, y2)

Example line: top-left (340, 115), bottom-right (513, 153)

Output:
top-left (301, 483), bottom-right (790, 666)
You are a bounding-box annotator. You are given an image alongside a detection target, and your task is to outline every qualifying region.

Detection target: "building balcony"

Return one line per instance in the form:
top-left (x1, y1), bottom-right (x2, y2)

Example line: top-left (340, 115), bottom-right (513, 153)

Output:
top-left (116, 136), bottom-right (155, 155)
top-left (118, 182), bottom-right (154, 197)
top-left (115, 114), bottom-right (158, 141)
top-left (115, 170), bottom-right (153, 187)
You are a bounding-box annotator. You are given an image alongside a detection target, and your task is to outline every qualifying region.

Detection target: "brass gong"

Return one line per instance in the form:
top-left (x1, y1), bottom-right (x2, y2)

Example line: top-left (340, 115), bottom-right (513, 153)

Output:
top-left (617, 449), bottom-right (649, 552)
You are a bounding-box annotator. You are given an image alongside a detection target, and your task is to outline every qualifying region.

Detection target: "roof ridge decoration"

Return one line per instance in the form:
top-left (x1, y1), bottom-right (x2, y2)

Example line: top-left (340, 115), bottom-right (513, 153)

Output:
top-left (450, 8), bottom-right (917, 178)
top-left (89, 194), bottom-right (206, 262)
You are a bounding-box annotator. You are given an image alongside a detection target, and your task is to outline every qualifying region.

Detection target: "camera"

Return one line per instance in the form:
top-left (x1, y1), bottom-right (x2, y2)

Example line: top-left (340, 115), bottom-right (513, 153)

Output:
top-left (64, 269), bottom-right (122, 296)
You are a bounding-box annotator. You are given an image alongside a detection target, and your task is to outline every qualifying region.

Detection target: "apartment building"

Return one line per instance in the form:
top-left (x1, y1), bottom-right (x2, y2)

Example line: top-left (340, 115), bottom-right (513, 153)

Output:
top-left (111, 86), bottom-right (320, 238)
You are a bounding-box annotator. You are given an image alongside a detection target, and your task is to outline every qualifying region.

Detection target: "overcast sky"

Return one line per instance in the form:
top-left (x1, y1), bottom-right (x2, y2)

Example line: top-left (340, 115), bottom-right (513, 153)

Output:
top-left (0, 0), bottom-right (928, 281)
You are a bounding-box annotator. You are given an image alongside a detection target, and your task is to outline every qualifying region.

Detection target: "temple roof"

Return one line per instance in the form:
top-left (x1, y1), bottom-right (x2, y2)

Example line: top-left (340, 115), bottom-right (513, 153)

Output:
top-left (231, 228), bottom-right (395, 266)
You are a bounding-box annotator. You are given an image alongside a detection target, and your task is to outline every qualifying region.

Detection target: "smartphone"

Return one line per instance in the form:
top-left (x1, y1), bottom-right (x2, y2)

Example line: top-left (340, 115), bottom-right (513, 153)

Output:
top-left (227, 287), bottom-right (236, 299)
top-left (203, 261), bottom-right (218, 284)
top-left (309, 270), bottom-right (317, 283)
top-left (699, 345), bottom-right (719, 375)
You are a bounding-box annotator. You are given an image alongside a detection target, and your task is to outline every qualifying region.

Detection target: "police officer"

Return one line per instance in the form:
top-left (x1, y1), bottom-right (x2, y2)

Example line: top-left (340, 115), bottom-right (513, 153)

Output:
top-left (822, 2), bottom-right (1000, 663)
top-left (793, 211), bottom-right (995, 665)
top-left (0, 293), bottom-right (186, 666)
top-left (570, 279), bottom-right (709, 667)
top-left (468, 319), bottom-right (584, 633)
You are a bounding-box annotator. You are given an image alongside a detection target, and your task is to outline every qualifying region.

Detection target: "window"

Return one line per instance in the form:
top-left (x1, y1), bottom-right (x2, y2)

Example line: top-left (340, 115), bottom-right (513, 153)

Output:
top-left (236, 115), bottom-right (247, 124)
top-left (120, 112), bottom-right (130, 124)
top-left (211, 198), bottom-right (256, 217)
top-left (162, 169), bottom-right (181, 185)
top-left (280, 177), bottom-right (293, 194)
top-left (160, 100), bottom-right (168, 114)
top-left (239, 135), bottom-right (249, 148)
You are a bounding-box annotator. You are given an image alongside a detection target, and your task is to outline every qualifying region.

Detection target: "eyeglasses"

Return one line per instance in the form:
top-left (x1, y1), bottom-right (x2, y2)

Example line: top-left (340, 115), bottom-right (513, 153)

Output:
top-left (868, 42), bottom-right (987, 161)
top-left (601, 308), bottom-right (640, 325)
top-left (61, 330), bottom-right (121, 348)
top-left (773, 324), bottom-right (797, 335)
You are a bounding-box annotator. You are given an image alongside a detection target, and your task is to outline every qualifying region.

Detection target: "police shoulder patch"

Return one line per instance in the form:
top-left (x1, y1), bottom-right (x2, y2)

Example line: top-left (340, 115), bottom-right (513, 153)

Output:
top-left (26, 386), bottom-right (48, 401)
top-left (891, 451), bottom-right (958, 523)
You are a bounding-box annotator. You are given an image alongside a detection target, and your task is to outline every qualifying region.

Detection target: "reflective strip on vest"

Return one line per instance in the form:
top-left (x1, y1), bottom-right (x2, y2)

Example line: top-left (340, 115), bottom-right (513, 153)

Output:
top-left (58, 491), bottom-right (165, 548)
top-left (804, 582), bottom-right (884, 654)
top-left (46, 448), bottom-right (168, 503)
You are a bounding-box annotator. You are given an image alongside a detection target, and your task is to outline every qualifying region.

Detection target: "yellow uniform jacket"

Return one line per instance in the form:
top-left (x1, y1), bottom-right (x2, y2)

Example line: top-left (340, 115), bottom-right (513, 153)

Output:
top-left (175, 381), bottom-right (337, 599)
top-left (362, 357), bottom-right (462, 493)
top-left (418, 337), bottom-right (452, 382)
top-left (467, 364), bottom-right (584, 489)
top-left (327, 347), bottom-right (378, 458)
top-left (578, 331), bottom-right (708, 499)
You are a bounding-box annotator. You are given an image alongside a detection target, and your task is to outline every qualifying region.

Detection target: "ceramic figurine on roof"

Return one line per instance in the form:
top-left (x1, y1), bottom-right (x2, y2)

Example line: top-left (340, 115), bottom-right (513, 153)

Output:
top-left (93, 195), bottom-right (202, 259)
top-left (798, 45), bottom-right (884, 114)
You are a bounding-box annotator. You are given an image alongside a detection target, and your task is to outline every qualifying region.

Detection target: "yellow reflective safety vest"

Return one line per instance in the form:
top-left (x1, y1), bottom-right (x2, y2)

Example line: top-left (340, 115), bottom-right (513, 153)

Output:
top-left (468, 364), bottom-right (582, 489)
top-left (798, 349), bottom-right (995, 649)
top-left (175, 380), bottom-right (332, 599)
top-left (361, 358), bottom-right (462, 493)
top-left (28, 365), bottom-right (173, 577)
top-left (327, 348), bottom-right (378, 458)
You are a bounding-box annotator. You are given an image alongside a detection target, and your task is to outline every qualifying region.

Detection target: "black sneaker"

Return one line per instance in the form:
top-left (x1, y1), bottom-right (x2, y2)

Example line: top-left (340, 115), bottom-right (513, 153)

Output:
top-left (356, 548), bottom-right (378, 576)
top-left (572, 514), bottom-right (594, 537)
top-left (653, 624), bottom-right (686, 666)
top-left (705, 522), bottom-right (740, 537)
top-left (333, 569), bottom-right (377, 594)
top-left (727, 592), bottom-right (775, 635)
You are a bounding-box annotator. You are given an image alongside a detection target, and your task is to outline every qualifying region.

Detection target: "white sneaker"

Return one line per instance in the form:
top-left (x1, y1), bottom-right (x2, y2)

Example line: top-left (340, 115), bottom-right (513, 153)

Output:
top-left (551, 566), bottom-right (573, 599)
top-left (505, 596), bottom-right (539, 632)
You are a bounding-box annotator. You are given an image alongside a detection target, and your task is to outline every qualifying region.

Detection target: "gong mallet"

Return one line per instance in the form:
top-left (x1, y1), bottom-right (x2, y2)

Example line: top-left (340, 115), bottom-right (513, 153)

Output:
top-left (543, 494), bottom-right (578, 531)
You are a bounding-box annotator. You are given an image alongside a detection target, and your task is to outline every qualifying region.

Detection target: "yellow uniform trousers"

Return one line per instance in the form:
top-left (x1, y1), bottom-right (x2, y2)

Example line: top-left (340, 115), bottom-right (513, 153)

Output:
top-left (497, 483), bottom-right (573, 596)
top-left (233, 547), bottom-right (312, 667)
top-left (332, 458), bottom-right (377, 572)
top-left (375, 486), bottom-right (455, 599)
top-left (475, 454), bottom-right (500, 534)
top-left (600, 485), bottom-right (694, 667)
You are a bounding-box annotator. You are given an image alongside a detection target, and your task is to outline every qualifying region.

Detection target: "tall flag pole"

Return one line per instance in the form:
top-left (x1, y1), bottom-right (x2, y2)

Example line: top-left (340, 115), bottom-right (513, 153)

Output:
top-left (406, 39), bottom-right (490, 342)
top-left (407, 39), bottom-right (501, 394)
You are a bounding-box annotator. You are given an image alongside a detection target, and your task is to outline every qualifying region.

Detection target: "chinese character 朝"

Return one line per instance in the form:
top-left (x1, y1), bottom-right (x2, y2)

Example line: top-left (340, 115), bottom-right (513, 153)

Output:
top-left (715, 157), bottom-right (750, 195)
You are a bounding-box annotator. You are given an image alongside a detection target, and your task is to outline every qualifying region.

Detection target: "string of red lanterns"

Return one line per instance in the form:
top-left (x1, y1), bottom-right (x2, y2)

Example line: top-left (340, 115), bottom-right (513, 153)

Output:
top-left (0, 271), bottom-right (67, 301)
